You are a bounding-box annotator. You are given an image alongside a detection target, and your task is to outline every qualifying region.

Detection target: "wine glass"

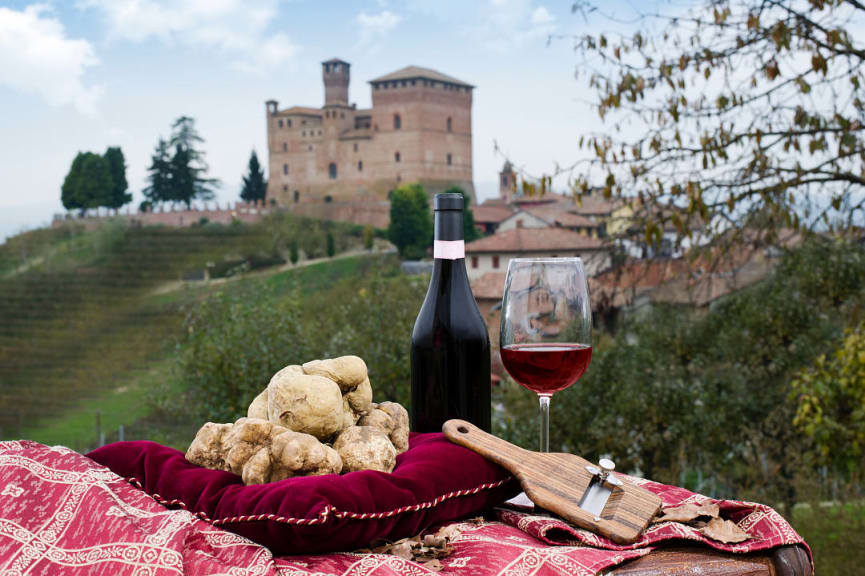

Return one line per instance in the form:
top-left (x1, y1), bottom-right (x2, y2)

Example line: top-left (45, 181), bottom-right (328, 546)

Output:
top-left (500, 258), bottom-right (592, 452)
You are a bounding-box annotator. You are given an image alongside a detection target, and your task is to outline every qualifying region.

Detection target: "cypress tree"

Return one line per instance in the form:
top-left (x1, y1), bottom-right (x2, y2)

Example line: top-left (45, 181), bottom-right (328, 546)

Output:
top-left (144, 139), bottom-right (171, 206)
top-left (326, 232), bottom-right (335, 258)
top-left (240, 150), bottom-right (267, 203)
top-left (104, 147), bottom-right (131, 209)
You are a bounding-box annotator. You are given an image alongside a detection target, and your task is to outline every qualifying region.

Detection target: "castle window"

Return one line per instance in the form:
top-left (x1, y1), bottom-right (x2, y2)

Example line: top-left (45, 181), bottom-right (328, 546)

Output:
top-left (471, 256), bottom-right (478, 269)
top-left (283, 184), bottom-right (288, 192)
top-left (358, 160), bottom-right (363, 172)
top-left (340, 112), bottom-right (344, 119)
top-left (329, 162), bottom-right (337, 179)
top-left (411, 80), bottom-right (416, 86)
top-left (308, 145), bottom-right (313, 151)
top-left (278, 119), bottom-right (284, 128)
top-left (283, 163), bottom-right (289, 175)
top-left (302, 131), bottom-right (306, 137)
top-left (447, 117), bottom-right (452, 132)
top-left (395, 151), bottom-right (401, 163)
top-left (493, 256), bottom-right (500, 269)
top-left (302, 120), bottom-right (307, 125)
top-left (294, 190), bottom-right (300, 203)
top-left (287, 119), bottom-right (292, 127)
top-left (282, 142), bottom-right (287, 152)
top-left (447, 153), bottom-right (452, 166)
top-left (394, 114), bottom-right (401, 130)
top-left (318, 130), bottom-right (322, 135)
top-left (353, 143), bottom-right (358, 152)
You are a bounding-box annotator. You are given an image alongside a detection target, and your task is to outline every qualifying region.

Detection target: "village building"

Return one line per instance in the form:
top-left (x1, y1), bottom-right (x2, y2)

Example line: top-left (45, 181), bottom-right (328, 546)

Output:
top-left (464, 227), bottom-right (611, 280)
top-left (471, 204), bottom-right (514, 235)
top-left (265, 59), bottom-right (474, 207)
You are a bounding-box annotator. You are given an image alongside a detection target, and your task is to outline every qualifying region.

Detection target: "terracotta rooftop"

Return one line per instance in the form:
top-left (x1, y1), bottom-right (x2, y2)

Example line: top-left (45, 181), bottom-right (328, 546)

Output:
top-left (279, 106), bottom-right (322, 117)
top-left (571, 194), bottom-right (619, 216)
top-left (470, 272), bottom-right (507, 300)
top-left (481, 197), bottom-right (508, 206)
top-left (465, 227), bottom-right (607, 254)
top-left (472, 205), bottom-right (514, 224)
top-left (554, 211), bottom-right (598, 228)
top-left (518, 202), bottom-right (600, 229)
top-left (369, 66), bottom-right (473, 88)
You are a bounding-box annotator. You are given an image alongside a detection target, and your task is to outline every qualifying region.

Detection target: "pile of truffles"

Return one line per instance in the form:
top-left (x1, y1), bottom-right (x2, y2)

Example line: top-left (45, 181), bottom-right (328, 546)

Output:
top-left (186, 356), bottom-right (409, 484)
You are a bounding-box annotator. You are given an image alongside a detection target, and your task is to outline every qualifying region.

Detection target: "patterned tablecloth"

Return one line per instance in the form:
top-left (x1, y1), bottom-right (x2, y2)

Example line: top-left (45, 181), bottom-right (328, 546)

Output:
top-left (0, 441), bottom-right (809, 576)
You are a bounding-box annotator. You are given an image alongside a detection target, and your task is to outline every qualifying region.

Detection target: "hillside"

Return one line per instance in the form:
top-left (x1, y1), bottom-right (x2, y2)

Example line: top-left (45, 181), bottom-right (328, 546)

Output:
top-left (0, 216), bottom-right (378, 448)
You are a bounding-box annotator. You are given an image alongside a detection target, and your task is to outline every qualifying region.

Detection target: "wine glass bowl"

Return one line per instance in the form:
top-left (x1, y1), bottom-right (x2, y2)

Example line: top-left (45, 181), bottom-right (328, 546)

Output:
top-left (499, 258), bottom-right (592, 452)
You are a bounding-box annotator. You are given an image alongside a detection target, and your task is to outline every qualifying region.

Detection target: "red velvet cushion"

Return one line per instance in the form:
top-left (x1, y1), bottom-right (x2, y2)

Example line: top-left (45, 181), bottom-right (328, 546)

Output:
top-left (87, 432), bottom-right (517, 555)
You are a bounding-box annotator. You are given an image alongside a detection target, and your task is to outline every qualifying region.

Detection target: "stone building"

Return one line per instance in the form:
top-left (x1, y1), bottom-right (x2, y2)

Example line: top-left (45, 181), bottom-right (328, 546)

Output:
top-left (265, 59), bottom-right (474, 206)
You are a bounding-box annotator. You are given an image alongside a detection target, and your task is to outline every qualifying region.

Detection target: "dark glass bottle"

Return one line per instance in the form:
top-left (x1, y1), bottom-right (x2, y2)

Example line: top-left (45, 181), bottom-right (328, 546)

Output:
top-left (411, 193), bottom-right (491, 433)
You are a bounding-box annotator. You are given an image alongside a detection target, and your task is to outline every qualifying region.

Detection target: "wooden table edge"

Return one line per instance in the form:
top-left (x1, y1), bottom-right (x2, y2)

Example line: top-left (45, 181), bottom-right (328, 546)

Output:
top-left (608, 544), bottom-right (812, 576)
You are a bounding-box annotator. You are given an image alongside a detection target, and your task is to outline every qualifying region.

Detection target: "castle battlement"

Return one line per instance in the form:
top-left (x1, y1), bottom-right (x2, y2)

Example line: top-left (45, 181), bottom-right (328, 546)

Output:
top-left (266, 59), bottom-right (474, 206)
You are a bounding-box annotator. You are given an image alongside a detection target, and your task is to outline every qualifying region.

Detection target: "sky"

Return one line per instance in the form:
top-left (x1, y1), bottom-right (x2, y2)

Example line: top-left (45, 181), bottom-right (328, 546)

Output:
top-left (0, 0), bottom-right (615, 241)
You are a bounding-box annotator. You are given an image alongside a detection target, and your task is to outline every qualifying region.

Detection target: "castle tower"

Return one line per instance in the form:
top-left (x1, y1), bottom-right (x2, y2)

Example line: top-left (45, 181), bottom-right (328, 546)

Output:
top-left (322, 58), bottom-right (350, 106)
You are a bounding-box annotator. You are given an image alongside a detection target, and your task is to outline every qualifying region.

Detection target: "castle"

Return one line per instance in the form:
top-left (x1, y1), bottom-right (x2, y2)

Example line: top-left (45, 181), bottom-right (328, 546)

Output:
top-left (265, 59), bottom-right (474, 206)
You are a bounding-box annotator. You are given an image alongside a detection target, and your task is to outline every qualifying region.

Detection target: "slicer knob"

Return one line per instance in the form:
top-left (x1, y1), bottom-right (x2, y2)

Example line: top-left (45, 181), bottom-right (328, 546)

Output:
top-left (597, 458), bottom-right (623, 486)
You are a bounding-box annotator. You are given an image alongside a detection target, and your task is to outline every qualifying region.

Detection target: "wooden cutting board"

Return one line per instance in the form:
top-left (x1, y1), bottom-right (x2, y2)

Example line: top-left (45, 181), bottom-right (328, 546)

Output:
top-left (443, 419), bottom-right (662, 544)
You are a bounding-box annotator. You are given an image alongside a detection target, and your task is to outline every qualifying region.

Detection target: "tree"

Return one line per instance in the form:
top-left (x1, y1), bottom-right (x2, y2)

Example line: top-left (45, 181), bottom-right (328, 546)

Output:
top-left (103, 147), bottom-right (131, 209)
top-left (169, 144), bottom-right (196, 208)
top-left (240, 150), bottom-right (267, 203)
top-left (169, 116), bottom-right (219, 207)
top-left (143, 139), bottom-right (171, 206)
top-left (444, 186), bottom-right (480, 242)
top-left (144, 116), bottom-right (219, 208)
top-left (289, 240), bottom-right (299, 265)
top-left (61, 153), bottom-right (86, 213)
top-left (326, 232), bottom-right (335, 258)
top-left (529, 0), bottom-right (865, 247)
top-left (60, 152), bottom-right (114, 215)
top-left (388, 184), bottom-right (433, 259)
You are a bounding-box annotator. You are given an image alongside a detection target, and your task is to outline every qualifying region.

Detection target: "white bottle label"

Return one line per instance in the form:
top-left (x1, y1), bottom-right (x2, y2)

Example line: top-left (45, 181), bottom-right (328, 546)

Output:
top-left (433, 240), bottom-right (465, 260)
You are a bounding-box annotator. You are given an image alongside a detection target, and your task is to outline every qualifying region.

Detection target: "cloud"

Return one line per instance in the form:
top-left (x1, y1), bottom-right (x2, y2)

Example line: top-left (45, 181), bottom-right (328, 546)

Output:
top-left (79, 0), bottom-right (298, 74)
top-left (0, 5), bottom-right (102, 115)
top-left (356, 9), bottom-right (402, 54)
top-left (471, 0), bottom-right (557, 52)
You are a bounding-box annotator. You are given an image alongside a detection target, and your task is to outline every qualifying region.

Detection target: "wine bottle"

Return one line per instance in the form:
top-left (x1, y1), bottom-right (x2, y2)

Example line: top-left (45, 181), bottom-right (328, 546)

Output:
top-left (411, 192), bottom-right (491, 433)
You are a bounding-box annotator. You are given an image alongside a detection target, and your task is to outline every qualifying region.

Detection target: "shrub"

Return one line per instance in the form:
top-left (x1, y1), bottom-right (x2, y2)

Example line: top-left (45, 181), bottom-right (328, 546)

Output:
top-left (178, 261), bottom-right (425, 422)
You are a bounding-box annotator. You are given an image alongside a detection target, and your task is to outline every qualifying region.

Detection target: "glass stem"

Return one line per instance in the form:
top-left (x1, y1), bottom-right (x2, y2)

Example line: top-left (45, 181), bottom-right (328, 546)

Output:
top-left (538, 394), bottom-right (551, 453)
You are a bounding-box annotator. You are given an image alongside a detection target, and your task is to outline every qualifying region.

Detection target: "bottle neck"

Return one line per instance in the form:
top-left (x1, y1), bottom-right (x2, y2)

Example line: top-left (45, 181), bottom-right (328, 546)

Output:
top-left (434, 210), bottom-right (464, 261)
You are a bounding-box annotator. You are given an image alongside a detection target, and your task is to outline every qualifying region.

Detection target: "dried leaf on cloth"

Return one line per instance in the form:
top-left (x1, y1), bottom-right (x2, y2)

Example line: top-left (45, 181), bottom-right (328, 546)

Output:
top-left (361, 518), bottom-right (484, 570)
top-left (699, 517), bottom-right (750, 543)
top-left (652, 500), bottom-right (749, 544)
top-left (653, 500), bottom-right (720, 523)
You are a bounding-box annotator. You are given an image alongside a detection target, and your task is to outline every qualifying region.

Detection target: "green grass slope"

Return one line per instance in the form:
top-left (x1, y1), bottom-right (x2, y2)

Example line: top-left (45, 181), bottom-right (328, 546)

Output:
top-left (0, 216), bottom-right (368, 445)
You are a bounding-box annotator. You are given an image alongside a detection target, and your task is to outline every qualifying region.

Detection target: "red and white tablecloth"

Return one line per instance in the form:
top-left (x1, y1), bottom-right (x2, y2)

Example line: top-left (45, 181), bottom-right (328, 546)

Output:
top-left (0, 441), bottom-right (809, 576)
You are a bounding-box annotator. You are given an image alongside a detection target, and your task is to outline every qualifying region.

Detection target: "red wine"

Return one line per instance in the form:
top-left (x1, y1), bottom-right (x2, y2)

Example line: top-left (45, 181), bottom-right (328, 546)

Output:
top-left (501, 343), bottom-right (592, 395)
top-left (411, 193), bottom-right (491, 433)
